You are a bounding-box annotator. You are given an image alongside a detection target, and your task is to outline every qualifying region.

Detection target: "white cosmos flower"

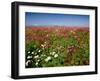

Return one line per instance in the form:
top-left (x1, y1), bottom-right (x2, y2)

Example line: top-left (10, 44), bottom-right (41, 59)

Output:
top-left (34, 55), bottom-right (39, 58)
top-left (41, 54), bottom-right (46, 57)
top-left (54, 54), bottom-right (58, 58)
top-left (45, 56), bottom-right (51, 62)
top-left (25, 60), bottom-right (31, 66)
top-left (35, 62), bottom-right (38, 66)
top-left (50, 52), bottom-right (56, 55)
top-left (52, 52), bottom-right (55, 54)
top-left (38, 50), bottom-right (41, 52)
top-left (52, 52), bottom-right (56, 55)
top-left (31, 52), bottom-right (34, 54)
top-left (28, 51), bottom-right (30, 54)
top-left (26, 62), bottom-right (28, 66)
top-left (27, 56), bottom-right (32, 59)
top-left (41, 44), bottom-right (44, 47)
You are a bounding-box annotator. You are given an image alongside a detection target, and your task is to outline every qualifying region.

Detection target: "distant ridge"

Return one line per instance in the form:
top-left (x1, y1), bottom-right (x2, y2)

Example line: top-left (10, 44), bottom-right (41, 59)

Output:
top-left (26, 25), bottom-right (89, 28)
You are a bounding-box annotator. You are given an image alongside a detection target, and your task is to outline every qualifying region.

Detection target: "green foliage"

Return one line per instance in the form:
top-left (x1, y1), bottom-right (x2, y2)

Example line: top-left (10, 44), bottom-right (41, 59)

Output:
top-left (25, 29), bottom-right (89, 68)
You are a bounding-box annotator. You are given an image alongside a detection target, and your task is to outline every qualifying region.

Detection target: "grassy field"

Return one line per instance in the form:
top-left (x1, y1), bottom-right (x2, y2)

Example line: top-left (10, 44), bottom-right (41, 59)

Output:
top-left (25, 26), bottom-right (89, 68)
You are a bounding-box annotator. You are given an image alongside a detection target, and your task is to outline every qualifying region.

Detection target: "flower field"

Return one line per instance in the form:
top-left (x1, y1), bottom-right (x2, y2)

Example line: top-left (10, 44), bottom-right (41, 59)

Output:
top-left (25, 26), bottom-right (89, 68)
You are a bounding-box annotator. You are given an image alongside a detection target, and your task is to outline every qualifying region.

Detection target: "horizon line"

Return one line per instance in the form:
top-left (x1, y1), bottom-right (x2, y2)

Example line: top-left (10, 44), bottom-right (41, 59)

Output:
top-left (26, 25), bottom-right (89, 28)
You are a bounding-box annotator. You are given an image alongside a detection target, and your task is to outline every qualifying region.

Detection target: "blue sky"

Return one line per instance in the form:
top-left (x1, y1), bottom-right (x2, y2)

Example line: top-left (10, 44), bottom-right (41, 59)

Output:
top-left (25, 12), bottom-right (89, 27)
